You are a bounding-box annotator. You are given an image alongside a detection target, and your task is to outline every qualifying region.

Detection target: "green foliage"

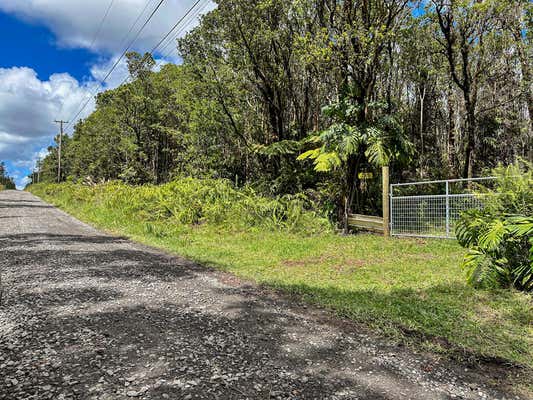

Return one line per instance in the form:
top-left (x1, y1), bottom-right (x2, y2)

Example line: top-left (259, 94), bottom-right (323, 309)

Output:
top-left (30, 179), bottom-right (330, 234)
top-left (299, 100), bottom-right (412, 173)
top-left (0, 162), bottom-right (16, 190)
top-left (456, 162), bottom-right (533, 291)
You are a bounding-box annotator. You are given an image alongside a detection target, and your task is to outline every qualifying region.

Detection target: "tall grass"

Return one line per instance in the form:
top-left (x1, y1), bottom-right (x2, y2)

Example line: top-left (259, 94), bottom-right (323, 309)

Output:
top-left (30, 179), bottom-right (330, 234)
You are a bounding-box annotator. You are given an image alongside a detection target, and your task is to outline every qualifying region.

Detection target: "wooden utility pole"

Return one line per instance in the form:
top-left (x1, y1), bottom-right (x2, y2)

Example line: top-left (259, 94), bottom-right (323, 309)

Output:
top-left (382, 166), bottom-right (390, 237)
top-left (54, 120), bottom-right (68, 183)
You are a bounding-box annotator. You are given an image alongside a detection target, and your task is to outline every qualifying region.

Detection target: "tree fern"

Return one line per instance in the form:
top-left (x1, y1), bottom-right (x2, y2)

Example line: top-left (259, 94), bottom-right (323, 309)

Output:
top-left (456, 163), bottom-right (532, 291)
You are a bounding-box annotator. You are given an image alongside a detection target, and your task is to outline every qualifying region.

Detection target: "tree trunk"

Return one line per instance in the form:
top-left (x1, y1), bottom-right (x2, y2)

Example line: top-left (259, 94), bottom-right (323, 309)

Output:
top-left (343, 154), bottom-right (358, 234)
top-left (463, 100), bottom-right (476, 179)
top-left (447, 87), bottom-right (457, 175)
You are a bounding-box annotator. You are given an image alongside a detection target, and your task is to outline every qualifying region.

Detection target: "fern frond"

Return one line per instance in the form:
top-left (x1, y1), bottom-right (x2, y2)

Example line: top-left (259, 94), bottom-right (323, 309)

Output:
top-left (253, 140), bottom-right (301, 157)
top-left (479, 219), bottom-right (506, 251)
top-left (297, 148), bottom-right (321, 161)
top-left (314, 152), bottom-right (341, 172)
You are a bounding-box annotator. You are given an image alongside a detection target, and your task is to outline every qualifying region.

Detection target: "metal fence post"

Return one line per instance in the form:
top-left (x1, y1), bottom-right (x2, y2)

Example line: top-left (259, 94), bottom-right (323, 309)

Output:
top-left (446, 181), bottom-right (450, 238)
top-left (390, 183), bottom-right (393, 236)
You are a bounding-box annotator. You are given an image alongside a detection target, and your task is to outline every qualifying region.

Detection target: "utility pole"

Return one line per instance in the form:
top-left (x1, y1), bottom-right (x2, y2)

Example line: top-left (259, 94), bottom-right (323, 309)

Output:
top-left (54, 120), bottom-right (68, 183)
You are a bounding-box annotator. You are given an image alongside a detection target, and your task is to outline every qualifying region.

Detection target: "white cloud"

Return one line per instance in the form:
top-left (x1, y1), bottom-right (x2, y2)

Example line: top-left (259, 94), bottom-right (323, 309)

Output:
top-left (90, 55), bottom-right (131, 89)
top-left (0, 67), bottom-right (96, 162)
top-left (0, 0), bottom-right (214, 55)
top-left (19, 176), bottom-right (31, 189)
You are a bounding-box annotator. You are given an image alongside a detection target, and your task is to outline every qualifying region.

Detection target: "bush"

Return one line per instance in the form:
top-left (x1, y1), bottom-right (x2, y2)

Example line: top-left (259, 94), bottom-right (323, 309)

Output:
top-left (30, 178), bottom-right (331, 234)
top-left (456, 162), bottom-right (533, 291)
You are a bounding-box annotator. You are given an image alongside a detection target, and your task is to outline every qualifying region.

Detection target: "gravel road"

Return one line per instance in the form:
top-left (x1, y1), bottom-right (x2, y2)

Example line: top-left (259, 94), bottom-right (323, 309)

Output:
top-left (0, 190), bottom-right (526, 400)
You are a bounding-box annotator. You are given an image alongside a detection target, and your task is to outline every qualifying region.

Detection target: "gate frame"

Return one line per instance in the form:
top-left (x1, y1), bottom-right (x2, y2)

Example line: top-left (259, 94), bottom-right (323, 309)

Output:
top-left (389, 176), bottom-right (496, 239)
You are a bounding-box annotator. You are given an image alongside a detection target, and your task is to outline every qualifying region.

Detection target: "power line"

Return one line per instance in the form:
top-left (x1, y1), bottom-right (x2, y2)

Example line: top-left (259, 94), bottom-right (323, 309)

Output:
top-left (72, 0), bottom-right (208, 128)
top-left (63, 0), bottom-right (156, 132)
top-left (65, 0), bottom-right (168, 132)
top-left (157, 0), bottom-right (210, 60)
top-left (123, 0), bottom-right (208, 85)
top-left (89, 0), bottom-right (117, 50)
top-left (119, 0), bottom-right (209, 88)
top-left (65, 0), bottom-right (211, 135)
top-left (116, 0), bottom-right (157, 51)
top-left (149, 0), bottom-right (202, 55)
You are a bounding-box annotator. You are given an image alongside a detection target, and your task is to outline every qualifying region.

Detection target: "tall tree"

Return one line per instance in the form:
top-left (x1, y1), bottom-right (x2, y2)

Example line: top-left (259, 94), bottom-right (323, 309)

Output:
top-left (433, 0), bottom-right (500, 178)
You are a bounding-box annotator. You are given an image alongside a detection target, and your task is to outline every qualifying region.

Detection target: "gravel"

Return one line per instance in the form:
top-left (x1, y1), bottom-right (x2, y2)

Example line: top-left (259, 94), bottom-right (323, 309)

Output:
top-left (0, 190), bottom-right (527, 400)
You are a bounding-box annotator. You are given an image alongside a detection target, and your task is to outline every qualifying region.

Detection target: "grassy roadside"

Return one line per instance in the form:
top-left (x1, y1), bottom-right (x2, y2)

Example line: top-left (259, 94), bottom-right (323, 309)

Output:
top-left (28, 182), bottom-right (532, 371)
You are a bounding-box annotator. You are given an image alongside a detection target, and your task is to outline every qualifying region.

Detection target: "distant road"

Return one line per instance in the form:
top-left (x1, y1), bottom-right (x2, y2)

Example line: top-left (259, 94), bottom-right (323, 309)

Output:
top-left (0, 190), bottom-right (520, 399)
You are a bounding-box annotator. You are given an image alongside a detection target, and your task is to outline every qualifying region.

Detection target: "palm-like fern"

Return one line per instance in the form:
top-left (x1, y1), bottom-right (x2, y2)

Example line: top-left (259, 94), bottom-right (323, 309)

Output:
top-left (298, 100), bottom-right (412, 172)
top-left (455, 163), bottom-right (533, 292)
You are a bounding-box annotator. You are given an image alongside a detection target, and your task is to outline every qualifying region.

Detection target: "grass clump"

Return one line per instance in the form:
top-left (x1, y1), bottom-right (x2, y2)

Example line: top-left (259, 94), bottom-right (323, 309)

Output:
top-left (29, 179), bottom-right (533, 372)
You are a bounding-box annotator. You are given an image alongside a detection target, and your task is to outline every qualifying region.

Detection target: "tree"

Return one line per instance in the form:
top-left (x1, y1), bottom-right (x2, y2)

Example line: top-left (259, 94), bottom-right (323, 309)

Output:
top-left (432, 0), bottom-right (501, 178)
top-left (33, 0), bottom-right (531, 228)
top-left (0, 162), bottom-right (16, 190)
top-left (299, 98), bottom-right (412, 232)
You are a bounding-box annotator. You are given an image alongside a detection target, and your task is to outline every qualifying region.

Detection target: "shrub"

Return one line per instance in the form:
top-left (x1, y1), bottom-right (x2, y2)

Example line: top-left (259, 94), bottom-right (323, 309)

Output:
top-left (456, 162), bottom-right (533, 291)
top-left (30, 178), bottom-right (331, 234)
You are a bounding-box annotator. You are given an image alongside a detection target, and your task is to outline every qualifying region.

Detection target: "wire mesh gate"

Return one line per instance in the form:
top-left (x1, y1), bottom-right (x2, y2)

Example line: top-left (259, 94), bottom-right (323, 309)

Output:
top-left (390, 177), bottom-right (495, 239)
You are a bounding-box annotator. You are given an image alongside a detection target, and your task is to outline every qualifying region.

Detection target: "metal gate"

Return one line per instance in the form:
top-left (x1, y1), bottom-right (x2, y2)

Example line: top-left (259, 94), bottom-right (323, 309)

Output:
top-left (390, 177), bottom-right (495, 239)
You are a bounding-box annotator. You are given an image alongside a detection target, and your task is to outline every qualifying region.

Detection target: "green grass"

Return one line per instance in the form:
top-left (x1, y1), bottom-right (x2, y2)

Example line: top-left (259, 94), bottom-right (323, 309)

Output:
top-left (28, 182), bottom-right (533, 371)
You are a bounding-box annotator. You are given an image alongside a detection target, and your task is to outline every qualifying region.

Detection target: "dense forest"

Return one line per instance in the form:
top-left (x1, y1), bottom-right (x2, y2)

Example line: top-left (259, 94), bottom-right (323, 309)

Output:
top-left (0, 162), bottom-right (16, 190)
top-left (34, 0), bottom-right (532, 224)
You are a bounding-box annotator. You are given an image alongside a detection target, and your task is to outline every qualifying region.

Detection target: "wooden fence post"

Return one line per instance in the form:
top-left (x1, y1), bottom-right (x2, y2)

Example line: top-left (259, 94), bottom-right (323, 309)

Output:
top-left (383, 166), bottom-right (390, 237)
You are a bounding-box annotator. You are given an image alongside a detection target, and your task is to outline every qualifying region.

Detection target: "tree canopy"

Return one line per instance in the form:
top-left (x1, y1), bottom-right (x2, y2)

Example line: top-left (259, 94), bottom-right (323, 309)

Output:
top-left (34, 0), bottom-right (532, 225)
top-left (0, 162), bottom-right (16, 190)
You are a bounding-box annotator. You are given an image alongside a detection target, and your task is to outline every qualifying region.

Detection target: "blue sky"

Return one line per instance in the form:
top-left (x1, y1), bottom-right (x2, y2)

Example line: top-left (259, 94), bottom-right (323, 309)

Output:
top-left (0, 0), bottom-right (212, 188)
top-left (0, 12), bottom-right (98, 82)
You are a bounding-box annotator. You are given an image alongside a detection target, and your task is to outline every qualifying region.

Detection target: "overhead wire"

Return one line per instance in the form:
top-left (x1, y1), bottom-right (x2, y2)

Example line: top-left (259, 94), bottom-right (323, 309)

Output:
top-left (65, 0), bottom-right (169, 132)
top-left (117, 0), bottom-right (209, 88)
top-left (157, 0), bottom-right (211, 61)
top-left (88, 0), bottom-right (117, 50)
top-left (72, 0), bottom-right (157, 121)
top-left (65, 0), bottom-right (212, 134)
top-left (116, 0), bottom-right (157, 51)
top-left (149, 0), bottom-right (202, 56)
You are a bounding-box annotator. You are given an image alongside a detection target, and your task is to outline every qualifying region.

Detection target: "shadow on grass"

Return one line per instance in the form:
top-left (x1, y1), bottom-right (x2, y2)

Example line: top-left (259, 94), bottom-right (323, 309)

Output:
top-left (273, 281), bottom-right (532, 367)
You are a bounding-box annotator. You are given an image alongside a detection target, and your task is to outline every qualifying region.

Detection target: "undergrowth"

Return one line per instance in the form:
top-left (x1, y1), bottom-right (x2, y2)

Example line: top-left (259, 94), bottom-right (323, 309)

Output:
top-left (31, 179), bottom-right (330, 234)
